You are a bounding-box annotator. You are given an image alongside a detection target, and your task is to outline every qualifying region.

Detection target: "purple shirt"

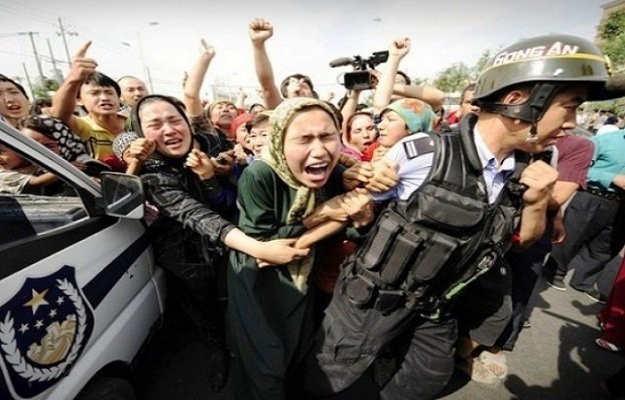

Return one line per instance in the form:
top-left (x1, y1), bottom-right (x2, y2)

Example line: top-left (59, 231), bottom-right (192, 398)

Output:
top-left (555, 135), bottom-right (594, 190)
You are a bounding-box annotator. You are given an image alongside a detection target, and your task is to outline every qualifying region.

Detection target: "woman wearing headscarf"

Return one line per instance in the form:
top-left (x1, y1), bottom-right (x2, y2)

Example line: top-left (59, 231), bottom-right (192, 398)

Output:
top-left (228, 98), bottom-right (373, 400)
top-left (131, 94), bottom-right (309, 392)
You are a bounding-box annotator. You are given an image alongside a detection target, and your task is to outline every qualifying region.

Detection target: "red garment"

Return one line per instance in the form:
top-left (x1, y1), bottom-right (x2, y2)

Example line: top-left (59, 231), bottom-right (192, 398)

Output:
top-left (446, 112), bottom-right (460, 125)
top-left (361, 141), bottom-right (380, 162)
top-left (598, 256), bottom-right (625, 348)
top-left (101, 155), bottom-right (126, 172)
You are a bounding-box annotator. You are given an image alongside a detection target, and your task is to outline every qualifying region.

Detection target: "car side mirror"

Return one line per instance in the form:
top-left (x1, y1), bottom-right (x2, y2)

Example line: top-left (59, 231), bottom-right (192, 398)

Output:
top-left (100, 172), bottom-right (145, 219)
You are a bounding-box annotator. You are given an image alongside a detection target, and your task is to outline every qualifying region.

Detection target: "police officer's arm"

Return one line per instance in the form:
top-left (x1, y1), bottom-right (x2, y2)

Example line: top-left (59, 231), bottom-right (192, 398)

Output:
top-left (50, 41), bottom-right (96, 132)
top-left (515, 160), bottom-right (558, 248)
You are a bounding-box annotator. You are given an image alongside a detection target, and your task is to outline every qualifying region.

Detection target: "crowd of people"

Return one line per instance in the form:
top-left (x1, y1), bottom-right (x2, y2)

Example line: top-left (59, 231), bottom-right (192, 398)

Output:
top-left (1, 18), bottom-right (625, 400)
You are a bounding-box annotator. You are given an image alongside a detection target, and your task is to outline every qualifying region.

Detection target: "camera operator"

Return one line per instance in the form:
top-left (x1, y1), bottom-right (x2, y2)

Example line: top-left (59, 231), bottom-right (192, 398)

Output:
top-left (371, 38), bottom-right (444, 114)
top-left (336, 38), bottom-right (444, 163)
top-left (361, 38), bottom-right (443, 162)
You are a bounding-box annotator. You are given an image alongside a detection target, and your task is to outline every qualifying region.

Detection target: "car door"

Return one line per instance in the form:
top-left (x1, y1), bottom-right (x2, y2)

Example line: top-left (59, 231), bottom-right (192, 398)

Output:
top-left (0, 121), bottom-right (164, 400)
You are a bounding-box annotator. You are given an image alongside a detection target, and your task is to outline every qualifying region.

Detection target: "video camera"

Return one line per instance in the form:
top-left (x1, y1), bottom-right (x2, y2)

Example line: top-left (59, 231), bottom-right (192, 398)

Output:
top-left (329, 50), bottom-right (389, 91)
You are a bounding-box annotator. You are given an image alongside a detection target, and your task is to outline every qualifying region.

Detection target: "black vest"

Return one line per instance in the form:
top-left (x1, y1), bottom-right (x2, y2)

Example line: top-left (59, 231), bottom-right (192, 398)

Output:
top-left (342, 114), bottom-right (528, 319)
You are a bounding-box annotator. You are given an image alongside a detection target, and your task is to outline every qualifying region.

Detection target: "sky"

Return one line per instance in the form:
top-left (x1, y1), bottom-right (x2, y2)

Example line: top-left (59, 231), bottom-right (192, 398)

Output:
top-left (0, 0), bottom-right (611, 105)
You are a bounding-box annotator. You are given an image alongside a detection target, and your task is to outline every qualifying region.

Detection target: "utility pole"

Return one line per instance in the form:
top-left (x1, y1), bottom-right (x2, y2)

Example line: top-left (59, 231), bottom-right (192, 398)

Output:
top-left (135, 21), bottom-right (159, 93)
top-left (21, 63), bottom-right (35, 99)
top-left (57, 17), bottom-right (78, 67)
top-left (46, 38), bottom-right (63, 84)
top-left (19, 32), bottom-right (45, 82)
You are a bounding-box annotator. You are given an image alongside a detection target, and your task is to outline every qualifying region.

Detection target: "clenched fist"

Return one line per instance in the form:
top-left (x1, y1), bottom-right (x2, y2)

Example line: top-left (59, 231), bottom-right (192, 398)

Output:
top-left (519, 160), bottom-right (558, 205)
top-left (186, 148), bottom-right (215, 180)
top-left (249, 18), bottom-right (273, 45)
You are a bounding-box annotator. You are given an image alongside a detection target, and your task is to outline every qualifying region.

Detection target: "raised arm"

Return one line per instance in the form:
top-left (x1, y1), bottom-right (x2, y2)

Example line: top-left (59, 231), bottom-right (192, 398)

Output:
top-left (372, 37), bottom-right (410, 112)
top-left (234, 87), bottom-right (248, 111)
top-left (50, 41), bottom-right (96, 131)
top-left (340, 89), bottom-right (362, 135)
top-left (248, 18), bottom-right (282, 109)
top-left (392, 83), bottom-right (445, 112)
top-left (183, 39), bottom-right (216, 117)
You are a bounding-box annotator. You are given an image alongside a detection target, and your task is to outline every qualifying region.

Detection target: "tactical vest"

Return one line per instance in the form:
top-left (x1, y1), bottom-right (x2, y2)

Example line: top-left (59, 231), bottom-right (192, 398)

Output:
top-left (342, 114), bottom-right (528, 320)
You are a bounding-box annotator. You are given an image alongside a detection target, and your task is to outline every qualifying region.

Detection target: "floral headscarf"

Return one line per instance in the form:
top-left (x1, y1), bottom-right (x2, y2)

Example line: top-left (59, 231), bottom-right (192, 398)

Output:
top-left (382, 98), bottom-right (436, 133)
top-left (260, 97), bottom-right (340, 291)
top-left (21, 115), bottom-right (89, 162)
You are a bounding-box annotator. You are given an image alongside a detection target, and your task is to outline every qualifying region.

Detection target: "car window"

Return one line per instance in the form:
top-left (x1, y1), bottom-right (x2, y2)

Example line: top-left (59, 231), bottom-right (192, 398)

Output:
top-left (0, 145), bottom-right (88, 249)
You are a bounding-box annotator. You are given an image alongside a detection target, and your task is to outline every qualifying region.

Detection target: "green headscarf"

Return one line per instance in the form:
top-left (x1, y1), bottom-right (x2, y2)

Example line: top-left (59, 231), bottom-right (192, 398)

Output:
top-left (260, 97), bottom-right (340, 291)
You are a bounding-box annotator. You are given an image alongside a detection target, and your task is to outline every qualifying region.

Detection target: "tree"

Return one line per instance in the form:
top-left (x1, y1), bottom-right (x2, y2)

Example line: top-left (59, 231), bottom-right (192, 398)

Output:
top-left (585, 10), bottom-right (625, 111)
top-left (31, 77), bottom-right (59, 101)
top-left (410, 76), bottom-right (429, 86)
top-left (598, 10), bottom-right (625, 72)
top-left (473, 49), bottom-right (493, 77)
top-left (433, 62), bottom-right (473, 93)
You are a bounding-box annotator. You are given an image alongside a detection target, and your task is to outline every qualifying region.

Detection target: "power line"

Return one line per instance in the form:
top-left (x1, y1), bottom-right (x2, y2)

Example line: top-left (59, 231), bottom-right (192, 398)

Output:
top-left (0, 4), bottom-right (59, 27)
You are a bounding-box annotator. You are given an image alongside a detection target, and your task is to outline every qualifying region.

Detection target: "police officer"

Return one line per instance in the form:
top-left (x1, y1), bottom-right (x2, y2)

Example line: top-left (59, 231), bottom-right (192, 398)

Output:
top-left (305, 34), bottom-right (623, 400)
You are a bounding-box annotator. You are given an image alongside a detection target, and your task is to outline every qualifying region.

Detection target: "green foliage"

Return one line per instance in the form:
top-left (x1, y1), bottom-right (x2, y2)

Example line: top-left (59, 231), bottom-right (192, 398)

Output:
top-left (584, 96), bottom-right (625, 114)
top-left (31, 78), bottom-right (59, 101)
top-left (473, 50), bottom-right (492, 75)
top-left (410, 76), bottom-right (429, 86)
top-left (599, 10), bottom-right (625, 40)
top-left (587, 10), bottom-right (625, 110)
top-left (433, 62), bottom-right (473, 93)
top-left (433, 49), bottom-right (496, 93)
top-left (598, 10), bottom-right (625, 70)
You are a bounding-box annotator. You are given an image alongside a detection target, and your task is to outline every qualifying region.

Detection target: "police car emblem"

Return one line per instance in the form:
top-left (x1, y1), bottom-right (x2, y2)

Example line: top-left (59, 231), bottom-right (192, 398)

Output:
top-left (0, 265), bottom-right (94, 398)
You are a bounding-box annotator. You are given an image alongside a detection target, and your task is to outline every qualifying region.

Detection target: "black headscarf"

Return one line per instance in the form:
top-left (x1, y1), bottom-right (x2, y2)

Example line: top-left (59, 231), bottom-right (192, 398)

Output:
top-left (131, 94), bottom-right (195, 168)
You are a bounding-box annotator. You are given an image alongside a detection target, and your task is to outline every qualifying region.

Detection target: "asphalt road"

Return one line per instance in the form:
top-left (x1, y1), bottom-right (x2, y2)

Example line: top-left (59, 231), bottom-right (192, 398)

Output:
top-left (133, 261), bottom-right (624, 400)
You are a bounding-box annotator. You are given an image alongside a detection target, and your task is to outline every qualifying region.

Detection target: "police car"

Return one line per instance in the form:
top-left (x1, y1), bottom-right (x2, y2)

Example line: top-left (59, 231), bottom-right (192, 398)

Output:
top-left (0, 120), bottom-right (166, 400)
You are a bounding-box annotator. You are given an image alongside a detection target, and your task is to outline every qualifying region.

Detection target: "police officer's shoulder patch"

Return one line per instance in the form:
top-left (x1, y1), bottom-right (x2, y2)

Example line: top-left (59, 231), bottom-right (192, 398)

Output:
top-left (402, 136), bottom-right (435, 160)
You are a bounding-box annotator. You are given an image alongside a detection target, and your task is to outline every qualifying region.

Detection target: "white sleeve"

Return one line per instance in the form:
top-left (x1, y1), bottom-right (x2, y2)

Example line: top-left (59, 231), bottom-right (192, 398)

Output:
top-left (370, 145), bottom-right (403, 202)
top-left (0, 170), bottom-right (32, 194)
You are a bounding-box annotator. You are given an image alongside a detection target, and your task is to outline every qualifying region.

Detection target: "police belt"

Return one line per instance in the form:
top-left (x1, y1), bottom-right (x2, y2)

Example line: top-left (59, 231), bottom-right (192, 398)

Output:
top-left (586, 187), bottom-right (625, 202)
